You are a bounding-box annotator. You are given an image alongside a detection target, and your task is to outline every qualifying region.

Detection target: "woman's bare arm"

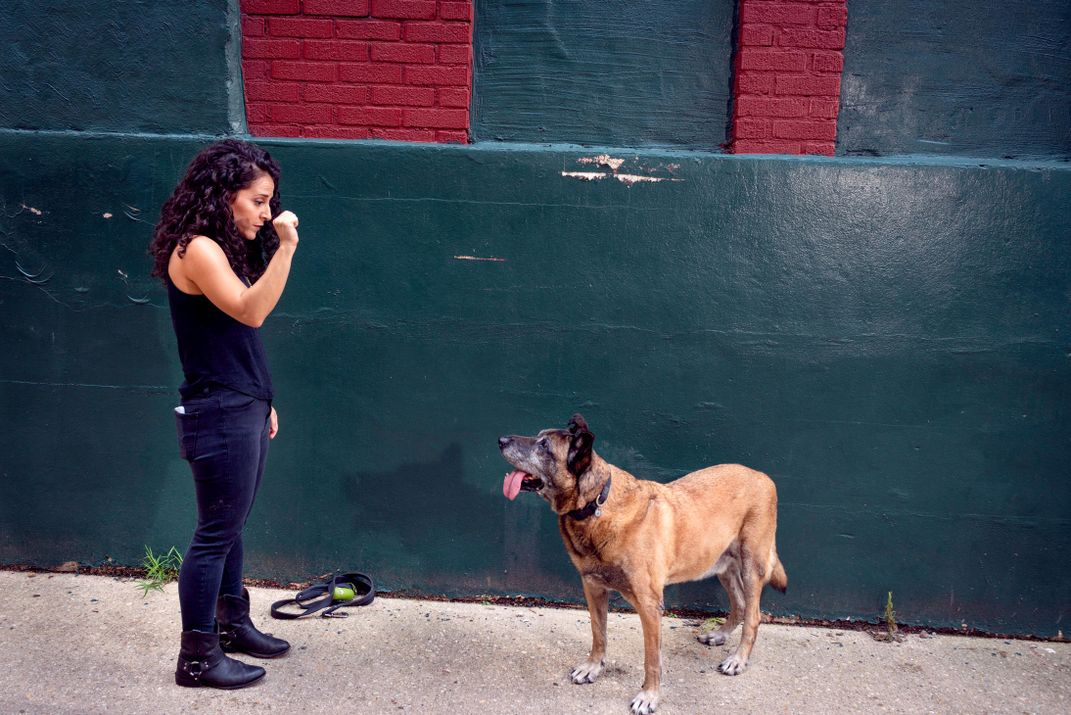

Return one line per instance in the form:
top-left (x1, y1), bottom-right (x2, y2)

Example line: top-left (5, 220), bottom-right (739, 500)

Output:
top-left (178, 212), bottom-right (299, 328)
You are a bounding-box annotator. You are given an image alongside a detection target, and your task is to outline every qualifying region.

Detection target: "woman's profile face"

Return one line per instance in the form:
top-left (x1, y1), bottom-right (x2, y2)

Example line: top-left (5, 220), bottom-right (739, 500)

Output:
top-left (230, 173), bottom-right (275, 241)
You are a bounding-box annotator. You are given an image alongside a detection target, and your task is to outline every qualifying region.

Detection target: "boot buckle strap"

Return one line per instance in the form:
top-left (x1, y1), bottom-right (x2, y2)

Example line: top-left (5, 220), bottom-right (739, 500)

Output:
top-left (184, 660), bottom-right (205, 677)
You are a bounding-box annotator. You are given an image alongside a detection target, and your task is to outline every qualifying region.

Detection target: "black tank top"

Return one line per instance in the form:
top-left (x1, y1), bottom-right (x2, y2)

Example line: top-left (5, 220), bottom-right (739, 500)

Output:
top-left (167, 276), bottom-right (274, 401)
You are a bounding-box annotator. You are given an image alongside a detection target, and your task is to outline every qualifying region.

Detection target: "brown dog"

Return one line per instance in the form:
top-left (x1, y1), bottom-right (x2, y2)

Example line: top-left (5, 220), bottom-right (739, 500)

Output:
top-left (499, 414), bottom-right (786, 714)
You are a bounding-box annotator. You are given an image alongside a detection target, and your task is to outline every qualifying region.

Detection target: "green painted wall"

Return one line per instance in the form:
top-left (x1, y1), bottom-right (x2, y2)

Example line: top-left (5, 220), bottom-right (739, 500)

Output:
top-left (0, 0), bottom-right (241, 134)
top-left (839, 0), bottom-right (1071, 159)
top-left (1, 133), bottom-right (1068, 636)
top-left (472, 0), bottom-right (735, 149)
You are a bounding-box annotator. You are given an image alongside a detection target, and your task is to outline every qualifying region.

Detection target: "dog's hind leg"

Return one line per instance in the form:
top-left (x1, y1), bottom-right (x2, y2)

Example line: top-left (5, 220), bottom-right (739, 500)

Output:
top-left (698, 563), bottom-right (744, 647)
top-left (718, 548), bottom-right (764, 676)
top-left (571, 579), bottom-right (609, 684)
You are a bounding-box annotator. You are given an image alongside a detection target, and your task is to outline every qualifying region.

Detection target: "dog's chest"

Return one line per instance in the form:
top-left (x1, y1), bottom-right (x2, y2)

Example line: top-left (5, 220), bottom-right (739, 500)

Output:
top-left (560, 521), bottom-right (632, 592)
top-left (581, 562), bottom-right (631, 592)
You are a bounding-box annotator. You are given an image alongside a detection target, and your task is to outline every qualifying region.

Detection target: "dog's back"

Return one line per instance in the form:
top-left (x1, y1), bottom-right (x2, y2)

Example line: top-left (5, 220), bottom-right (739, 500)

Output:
top-left (658, 464), bottom-right (785, 591)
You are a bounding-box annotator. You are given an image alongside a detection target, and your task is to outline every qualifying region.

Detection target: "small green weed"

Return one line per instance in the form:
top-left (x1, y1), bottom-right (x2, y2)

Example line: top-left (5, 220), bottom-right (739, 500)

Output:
top-left (883, 591), bottom-right (898, 636)
top-left (870, 590), bottom-right (905, 642)
top-left (699, 616), bottom-right (726, 633)
top-left (137, 546), bottom-right (183, 596)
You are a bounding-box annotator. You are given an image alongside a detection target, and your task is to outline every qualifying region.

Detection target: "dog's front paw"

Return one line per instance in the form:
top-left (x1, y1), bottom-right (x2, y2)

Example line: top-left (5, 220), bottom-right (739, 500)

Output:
top-left (630, 689), bottom-right (660, 714)
top-left (697, 631), bottom-right (727, 646)
top-left (570, 659), bottom-right (603, 684)
top-left (718, 653), bottom-right (748, 676)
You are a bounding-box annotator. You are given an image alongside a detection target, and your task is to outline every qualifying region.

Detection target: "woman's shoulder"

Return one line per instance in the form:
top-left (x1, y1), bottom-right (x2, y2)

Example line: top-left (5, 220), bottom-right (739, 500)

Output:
top-left (184, 234), bottom-right (223, 255)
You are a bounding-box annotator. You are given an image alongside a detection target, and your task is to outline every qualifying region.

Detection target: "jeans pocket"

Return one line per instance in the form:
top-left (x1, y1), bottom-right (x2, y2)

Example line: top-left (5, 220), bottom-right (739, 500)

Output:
top-left (174, 407), bottom-right (199, 461)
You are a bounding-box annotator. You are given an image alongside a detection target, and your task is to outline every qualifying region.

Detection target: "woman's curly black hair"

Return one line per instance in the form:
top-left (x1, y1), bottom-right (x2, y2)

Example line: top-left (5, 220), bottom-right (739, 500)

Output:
top-left (150, 139), bottom-right (282, 284)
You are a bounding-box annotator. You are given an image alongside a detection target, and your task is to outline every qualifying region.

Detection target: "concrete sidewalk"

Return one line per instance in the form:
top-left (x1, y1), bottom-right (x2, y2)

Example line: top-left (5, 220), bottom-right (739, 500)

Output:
top-left (1, 571), bottom-right (1068, 715)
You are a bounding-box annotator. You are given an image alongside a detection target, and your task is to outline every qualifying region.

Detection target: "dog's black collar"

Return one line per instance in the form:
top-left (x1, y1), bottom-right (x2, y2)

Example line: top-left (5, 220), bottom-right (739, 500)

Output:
top-left (567, 474), bottom-right (612, 521)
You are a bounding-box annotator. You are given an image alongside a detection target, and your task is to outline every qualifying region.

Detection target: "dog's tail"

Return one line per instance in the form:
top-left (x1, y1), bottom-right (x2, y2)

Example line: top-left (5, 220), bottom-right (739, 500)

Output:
top-left (768, 548), bottom-right (788, 594)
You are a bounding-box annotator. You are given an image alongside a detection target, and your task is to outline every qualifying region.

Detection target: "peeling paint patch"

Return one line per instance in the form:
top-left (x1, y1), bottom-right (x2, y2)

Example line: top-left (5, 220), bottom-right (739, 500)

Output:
top-left (21, 203), bottom-right (43, 216)
top-left (102, 212), bottom-right (113, 219)
top-left (564, 156), bottom-right (683, 186)
top-left (454, 255), bottom-right (507, 262)
top-left (561, 171), bottom-right (607, 182)
top-left (577, 154), bottom-right (625, 171)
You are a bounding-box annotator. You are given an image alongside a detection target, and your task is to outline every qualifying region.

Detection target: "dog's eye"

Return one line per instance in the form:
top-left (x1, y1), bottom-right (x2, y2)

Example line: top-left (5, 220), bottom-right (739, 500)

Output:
top-left (537, 439), bottom-right (548, 451)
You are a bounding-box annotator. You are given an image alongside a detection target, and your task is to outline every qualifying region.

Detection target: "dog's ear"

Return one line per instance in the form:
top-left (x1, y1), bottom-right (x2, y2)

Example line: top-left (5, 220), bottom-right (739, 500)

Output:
top-left (567, 413), bottom-right (589, 435)
top-left (567, 424), bottom-right (594, 476)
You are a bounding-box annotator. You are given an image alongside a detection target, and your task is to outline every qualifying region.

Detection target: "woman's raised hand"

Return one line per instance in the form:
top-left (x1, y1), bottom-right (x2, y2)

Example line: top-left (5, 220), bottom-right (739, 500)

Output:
top-left (273, 211), bottom-right (300, 248)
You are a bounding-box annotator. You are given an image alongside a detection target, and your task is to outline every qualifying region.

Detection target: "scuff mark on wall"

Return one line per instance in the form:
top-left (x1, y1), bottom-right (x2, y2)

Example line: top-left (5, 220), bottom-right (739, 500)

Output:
top-left (123, 204), bottom-right (148, 223)
top-left (454, 255), bottom-right (507, 262)
top-left (21, 203), bottom-right (43, 216)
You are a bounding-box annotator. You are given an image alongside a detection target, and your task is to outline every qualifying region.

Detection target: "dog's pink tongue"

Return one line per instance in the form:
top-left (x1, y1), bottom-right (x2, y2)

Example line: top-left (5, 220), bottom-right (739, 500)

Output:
top-left (503, 470), bottom-right (527, 501)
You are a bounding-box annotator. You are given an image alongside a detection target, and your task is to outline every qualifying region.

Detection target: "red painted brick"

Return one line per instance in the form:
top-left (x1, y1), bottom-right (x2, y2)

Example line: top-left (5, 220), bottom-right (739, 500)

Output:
top-left (772, 119), bottom-right (837, 140)
top-left (739, 23), bottom-right (775, 47)
top-left (372, 128), bottom-right (435, 141)
top-left (246, 104), bottom-right (272, 123)
top-left (436, 130), bottom-right (469, 143)
top-left (272, 61), bottom-right (337, 82)
top-left (241, 0), bottom-right (300, 14)
top-left (733, 139), bottom-right (802, 154)
top-left (437, 45), bottom-right (471, 65)
top-left (439, 2), bottom-right (472, 21)
top-left (304, 126), bottom-right (374, 139)
top-left (248, 123), bottom-right (302, 137)
top-left (303, 40), bottom-right (370, 61)
top-left (243, 38), bottom-right (303, 59)
top-left (402, 107), bottom-right (467, 128)
top-left (735, 73), bottom-right (776, 95)
top-left (268, 17), bottom-right (334, 38)
top-left (337, 19), bottom-right (402, 40)
top-left (338, 62), bottom-right (405, 83)
top-left (800, 141), bottom-right (835, 155)
top-left (811, 51), bottom-right (843, 73)
top-left (270, 103), bottom-right (335, 124)
top-left (371, 85), bottom-right (436, 106)
top-left (816, 5), bottom-right (848, 30)
top-left (371, 0), bottom-right (437, 20)
top-left (739, 49), bottom-right (808, 72)
top-left (809, 98), bottom-right (838, 118)
top-left (775, 73), bottom-right (839, 96)
top-left (404, 21), bottom-right (470, 43)
top-left (242, 17), bottom-right (266, 38)
top-left (778, 28), bottom-right (845, 50)
top-left (303, 0), bottom-right (371, 17)
top-left (735, 118), bottom-right (771, 139)
top-left (339, 106), bottom-right (403, 126)
top-left (736, 95), bottom-right (807, 118)
top-left (371, 42), bottom-right (437, 63)
top-left (246, 81), bottom-right (302, 102)
top-left (739, 3), bottom-right (816, 26)
top-left (437, 87), bottom-right (470, 108)
top-left (404, 65), bottom-right (469, 86)
top-left (242, 59), bottom-right (272, 81)
top-left (304, 84), bottom-right (372, 104)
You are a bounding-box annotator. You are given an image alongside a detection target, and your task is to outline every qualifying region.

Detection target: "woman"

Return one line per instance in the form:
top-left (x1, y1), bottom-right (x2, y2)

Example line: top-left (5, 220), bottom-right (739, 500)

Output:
top-left (150, 139), bottom-right (299, 688)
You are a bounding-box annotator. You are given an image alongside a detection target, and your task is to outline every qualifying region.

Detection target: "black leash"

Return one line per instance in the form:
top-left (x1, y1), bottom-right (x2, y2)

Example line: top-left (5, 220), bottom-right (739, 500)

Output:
top-left (270, 571), bottom-right (375, 619)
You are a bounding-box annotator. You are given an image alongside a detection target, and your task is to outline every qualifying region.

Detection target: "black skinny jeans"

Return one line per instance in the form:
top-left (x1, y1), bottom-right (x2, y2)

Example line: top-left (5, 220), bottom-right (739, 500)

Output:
top-left (173, 385), bottom-right (271, 632)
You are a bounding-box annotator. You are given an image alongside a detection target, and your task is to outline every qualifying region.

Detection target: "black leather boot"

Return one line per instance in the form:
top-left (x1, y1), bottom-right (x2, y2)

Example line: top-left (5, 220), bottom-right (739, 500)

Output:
top-left (175, 629), bottom-right (265, 689)
top-left (217, 587), bottom-right (291, 658)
